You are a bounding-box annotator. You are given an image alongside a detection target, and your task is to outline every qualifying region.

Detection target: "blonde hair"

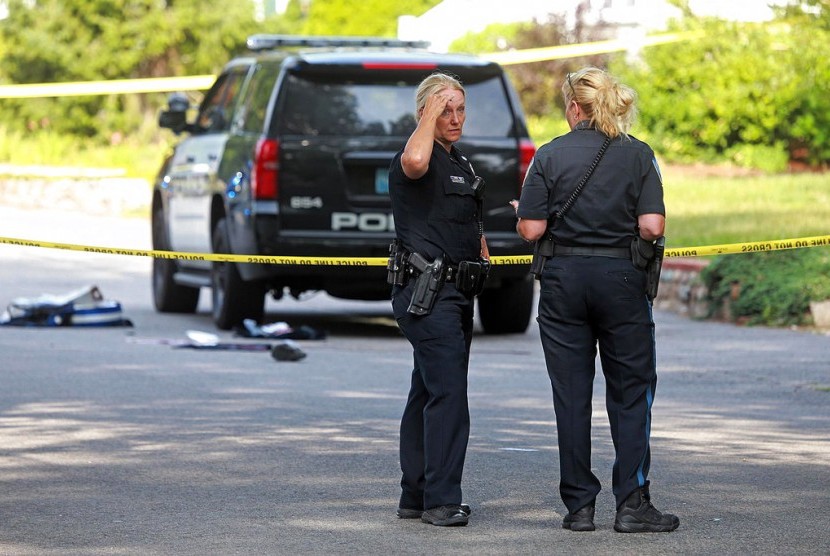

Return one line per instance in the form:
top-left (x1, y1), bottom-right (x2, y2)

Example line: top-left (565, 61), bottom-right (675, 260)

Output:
top-left (562, 67), bottom-right (637, 139)
top-left (414, 72), bottom-right (465, 122)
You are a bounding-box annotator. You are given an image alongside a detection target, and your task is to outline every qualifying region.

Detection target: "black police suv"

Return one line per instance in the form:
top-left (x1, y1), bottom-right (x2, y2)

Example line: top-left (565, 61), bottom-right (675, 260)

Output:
top-left (152, 35), bottom-right (536, 334)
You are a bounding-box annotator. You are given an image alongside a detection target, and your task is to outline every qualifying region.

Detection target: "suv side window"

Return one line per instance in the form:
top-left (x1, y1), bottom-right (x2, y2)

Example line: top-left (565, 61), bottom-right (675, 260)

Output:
top-left (196, 68), bottom-right (248, 133)
top-left (238, 63), bottom-right (281, 134)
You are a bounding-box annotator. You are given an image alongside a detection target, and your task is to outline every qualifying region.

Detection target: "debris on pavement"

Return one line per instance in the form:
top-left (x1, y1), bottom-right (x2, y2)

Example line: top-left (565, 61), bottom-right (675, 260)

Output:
top-left (171, 330), bottom-right (272, 351)
top-left (129, 329), bottom-right (308, 361)
top-left (271, 340), bottom-right (307, 361)
top-left (0, 285), bottom-right (132, 327)
top-left (236, 319), bottom-right (326, 340)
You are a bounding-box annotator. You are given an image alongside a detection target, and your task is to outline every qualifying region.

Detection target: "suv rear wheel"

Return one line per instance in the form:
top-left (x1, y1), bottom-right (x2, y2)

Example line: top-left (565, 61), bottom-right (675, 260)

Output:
top-left (478, 275), bottom-right (535, 334)
top-left (152, 206), bottom-right (200, 313)
top-left (211, 218), bottom-right (266, 330)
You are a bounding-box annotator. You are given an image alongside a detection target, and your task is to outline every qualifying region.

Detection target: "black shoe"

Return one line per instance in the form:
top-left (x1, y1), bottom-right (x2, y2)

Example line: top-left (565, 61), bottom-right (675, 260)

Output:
top-left (614, 488), bottom-right (680, 533)
top-left (562, 502), bottom-right (595, 532)
top-left (421, 504), bottom-right (469, 526)
top-left (397, 504), bottom-right (471, 519)
top-left (271, 340), bottom-right (306, 361)
top-left (396, 507), bottom-right (422, 519)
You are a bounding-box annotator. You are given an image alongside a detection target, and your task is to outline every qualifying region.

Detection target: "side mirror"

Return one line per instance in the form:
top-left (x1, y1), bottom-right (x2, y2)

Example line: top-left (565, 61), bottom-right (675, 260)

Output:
top-left (167, 92), bottom-right (190, 113)
top-left (158, 92), bottom-right (191, 134)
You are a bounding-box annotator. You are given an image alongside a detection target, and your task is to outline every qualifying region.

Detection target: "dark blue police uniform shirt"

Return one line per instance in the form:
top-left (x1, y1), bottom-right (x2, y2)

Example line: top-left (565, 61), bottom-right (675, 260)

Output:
top-left (389, 142), bottom-right (480, 263)
top-left (517, 123), bottom-right (664, 248)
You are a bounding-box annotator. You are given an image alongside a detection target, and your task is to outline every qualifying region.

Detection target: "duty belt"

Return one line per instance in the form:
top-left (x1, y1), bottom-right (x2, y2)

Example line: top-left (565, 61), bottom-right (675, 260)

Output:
top-left (408, 260), bottom-right (467, 282)
top-left (553, 245), bottom-right (630, 258)
top-left (386, 241), bottom-right (490, 308)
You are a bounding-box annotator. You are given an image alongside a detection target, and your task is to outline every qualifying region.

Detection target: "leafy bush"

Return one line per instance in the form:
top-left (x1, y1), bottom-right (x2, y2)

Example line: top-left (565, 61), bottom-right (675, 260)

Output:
top-left (701, 248), bottom-right (830, 326)
top-left (724, 143), bottom-right (790, 173)
top-left (611, 14), bottom-right (830, 168)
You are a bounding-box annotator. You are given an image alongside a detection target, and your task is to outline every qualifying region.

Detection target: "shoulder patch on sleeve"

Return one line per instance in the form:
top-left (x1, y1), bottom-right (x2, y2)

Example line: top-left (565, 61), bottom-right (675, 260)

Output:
top-left (521, 156), bottom-right (536, 187)
top-left (652, 157), bottom-right (663, 184)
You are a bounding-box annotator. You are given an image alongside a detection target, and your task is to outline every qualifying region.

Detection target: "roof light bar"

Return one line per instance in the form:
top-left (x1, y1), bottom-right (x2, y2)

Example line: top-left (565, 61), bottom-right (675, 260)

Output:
top-left (247, 34), bottom-right (431, 52)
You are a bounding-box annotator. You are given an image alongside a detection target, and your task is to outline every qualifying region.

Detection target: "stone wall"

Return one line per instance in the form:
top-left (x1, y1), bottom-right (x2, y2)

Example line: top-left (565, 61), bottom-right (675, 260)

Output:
top-left (654, 258), bottom-right (711, 319)
top-left (0, 168), bottom-right (150, 217)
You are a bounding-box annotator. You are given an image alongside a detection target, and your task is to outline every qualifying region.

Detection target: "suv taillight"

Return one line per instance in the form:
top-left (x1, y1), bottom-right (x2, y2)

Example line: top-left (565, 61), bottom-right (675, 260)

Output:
top-left (252, 138), bottom-right (279, 199)
top-left (518, 138), bottom-right (536, 194)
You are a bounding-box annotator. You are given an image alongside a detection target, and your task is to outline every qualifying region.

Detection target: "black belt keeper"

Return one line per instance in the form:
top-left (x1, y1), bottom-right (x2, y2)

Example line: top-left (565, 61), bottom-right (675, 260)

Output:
top-left (386, 239), bottom-right (408, 286)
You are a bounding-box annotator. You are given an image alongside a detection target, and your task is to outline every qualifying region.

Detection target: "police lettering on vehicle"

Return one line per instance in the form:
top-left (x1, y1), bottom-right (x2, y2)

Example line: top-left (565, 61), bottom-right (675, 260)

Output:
top-left (331, 212), bottom-right (395, 232)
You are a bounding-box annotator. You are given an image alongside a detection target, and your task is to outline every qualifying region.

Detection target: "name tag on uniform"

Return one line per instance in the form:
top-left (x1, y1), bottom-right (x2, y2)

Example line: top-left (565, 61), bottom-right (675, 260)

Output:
top-left (450, 176), bottom-right (465, 184)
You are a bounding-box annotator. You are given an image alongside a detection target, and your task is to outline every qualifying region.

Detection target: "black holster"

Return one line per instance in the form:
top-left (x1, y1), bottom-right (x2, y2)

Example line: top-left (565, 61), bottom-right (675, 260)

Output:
top-left (407, 253), bottom-right (445, 316)
top-left (530, 234), bottom-right (554, 280)
top-left (631, 236), bottom-right (666, 301)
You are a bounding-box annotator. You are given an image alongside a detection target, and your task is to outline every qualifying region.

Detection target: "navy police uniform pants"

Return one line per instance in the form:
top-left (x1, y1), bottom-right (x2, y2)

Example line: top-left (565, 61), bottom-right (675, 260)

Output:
top-left (392, 281), bottom-right (473, 510)
top-left (538, 255), bottom-right (657, 514)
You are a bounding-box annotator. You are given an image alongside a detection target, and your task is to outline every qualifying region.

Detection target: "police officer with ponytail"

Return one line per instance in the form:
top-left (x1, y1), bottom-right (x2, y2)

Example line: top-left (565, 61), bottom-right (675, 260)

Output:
top-left (387, 72), bottom-right (489, 527)
top-left (512, 66), bottom-right (679, 533)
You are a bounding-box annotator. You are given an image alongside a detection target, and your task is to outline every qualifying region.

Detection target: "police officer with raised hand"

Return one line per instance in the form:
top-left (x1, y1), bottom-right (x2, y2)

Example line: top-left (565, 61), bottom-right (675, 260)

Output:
top-left (512, 66), bottom-right (679, 533)
top-left (387, 72), bottom-right (489, 527)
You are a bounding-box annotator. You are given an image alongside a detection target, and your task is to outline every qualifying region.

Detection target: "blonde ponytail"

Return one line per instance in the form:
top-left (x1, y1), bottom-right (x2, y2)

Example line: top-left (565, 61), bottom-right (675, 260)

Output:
top-left (562, 67), bottom-right (637, 139)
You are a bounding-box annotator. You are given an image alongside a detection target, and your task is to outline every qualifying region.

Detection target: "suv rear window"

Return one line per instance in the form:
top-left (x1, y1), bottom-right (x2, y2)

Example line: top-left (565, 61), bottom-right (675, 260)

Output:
top-left (278, 72), bottom-right (514, 138)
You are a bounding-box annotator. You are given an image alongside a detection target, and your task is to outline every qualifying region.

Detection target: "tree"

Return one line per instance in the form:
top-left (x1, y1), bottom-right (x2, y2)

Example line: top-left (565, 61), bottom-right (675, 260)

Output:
top-left (0, 0), bottom-right (440, 140)
top-left (299, 0), bottom-right (440, 37)
top-left (449, 12), bottom-right (614, 119)
top-left (0, 0), bottom-right (262, 138)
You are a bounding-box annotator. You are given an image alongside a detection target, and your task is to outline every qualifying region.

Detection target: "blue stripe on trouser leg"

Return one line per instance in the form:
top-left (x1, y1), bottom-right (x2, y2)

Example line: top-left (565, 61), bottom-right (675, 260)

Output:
top-left (636, 385), bottom-right (654, 486)
top-left (637, 301), bottom-right (656, 487)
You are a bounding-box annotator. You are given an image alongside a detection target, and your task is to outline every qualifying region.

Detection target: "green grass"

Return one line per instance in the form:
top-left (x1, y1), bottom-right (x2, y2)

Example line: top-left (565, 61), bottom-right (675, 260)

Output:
top-left (662, 169), bottom-right (830, 250)
top-left (0, 126), bottom-right (171, 182)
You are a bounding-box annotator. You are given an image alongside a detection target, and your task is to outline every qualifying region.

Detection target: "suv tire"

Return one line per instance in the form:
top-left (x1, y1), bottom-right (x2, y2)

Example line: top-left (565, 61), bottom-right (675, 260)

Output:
top-left (152, 206), bottom-right (200, 313)
top-left (478, 275), bottom-right (535, 334)
top-left (211, 218), bottom-right (266, 330)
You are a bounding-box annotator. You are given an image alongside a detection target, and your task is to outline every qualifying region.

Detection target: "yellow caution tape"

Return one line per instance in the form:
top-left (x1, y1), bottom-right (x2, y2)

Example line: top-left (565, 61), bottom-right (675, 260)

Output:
top-left (0, 32), bottom-right (704, 99)
top-left (664, 235), bottom-right (830, 258)
top-left (480, 31), bottom-right (704, 66)
top-left (0, 75), bottom-right (216, 99)
top-left (0, 236), bottom-right (386, 265)
top-left (2, 234), bottom-right (829, 265)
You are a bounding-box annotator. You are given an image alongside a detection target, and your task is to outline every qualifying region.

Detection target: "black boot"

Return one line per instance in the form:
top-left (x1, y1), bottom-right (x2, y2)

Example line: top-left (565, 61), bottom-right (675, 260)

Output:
top-left (614, 487), bottom-right (680, 533)
top-left (562, 502), bottom-right (595, 531)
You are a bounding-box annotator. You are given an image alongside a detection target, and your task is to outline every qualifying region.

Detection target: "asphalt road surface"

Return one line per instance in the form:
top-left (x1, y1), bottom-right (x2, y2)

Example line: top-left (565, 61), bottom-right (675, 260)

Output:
top-left (1, 207), bottom-right (829, 555)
